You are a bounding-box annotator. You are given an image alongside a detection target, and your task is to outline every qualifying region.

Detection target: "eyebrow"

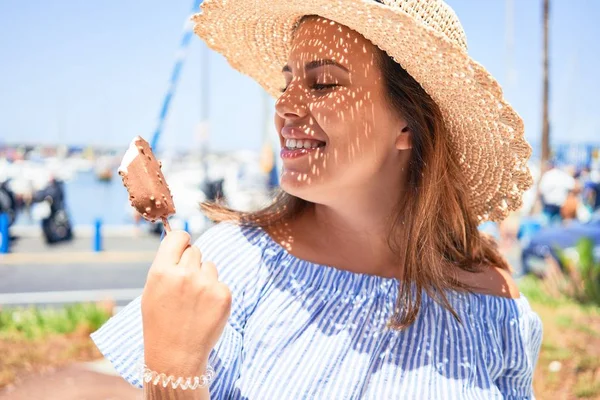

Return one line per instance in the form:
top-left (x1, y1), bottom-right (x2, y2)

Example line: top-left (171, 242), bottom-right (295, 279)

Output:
top-left (282, 59), bottom-right (349, 73)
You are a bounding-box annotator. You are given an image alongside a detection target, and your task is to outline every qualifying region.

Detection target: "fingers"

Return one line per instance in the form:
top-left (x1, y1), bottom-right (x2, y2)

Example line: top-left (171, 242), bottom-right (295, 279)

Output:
top-left (155, 230), bottom-right (191, 266)
top-left (198, 261), bottom-right (219, 282)
top-left (178, 244), bottom-right (201, 267)
top-left (173, 244), bottom-right (217, 281)
top-left (152, 231), bottom-right (220, 287)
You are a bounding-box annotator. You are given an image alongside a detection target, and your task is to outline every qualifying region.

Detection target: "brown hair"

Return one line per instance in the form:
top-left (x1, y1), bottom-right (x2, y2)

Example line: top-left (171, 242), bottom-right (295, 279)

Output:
top-left (201, 16), bottom-right (509, 330)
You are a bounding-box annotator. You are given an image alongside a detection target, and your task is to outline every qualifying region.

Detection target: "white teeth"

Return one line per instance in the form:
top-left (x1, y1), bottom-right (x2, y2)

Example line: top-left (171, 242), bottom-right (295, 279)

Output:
top-left (285, 139), bottom-right (323, 149)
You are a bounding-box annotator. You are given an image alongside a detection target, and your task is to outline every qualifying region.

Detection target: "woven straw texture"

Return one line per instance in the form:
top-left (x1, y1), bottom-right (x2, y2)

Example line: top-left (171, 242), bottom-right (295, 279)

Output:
top-left (192, 0), bottom-right (533, 222)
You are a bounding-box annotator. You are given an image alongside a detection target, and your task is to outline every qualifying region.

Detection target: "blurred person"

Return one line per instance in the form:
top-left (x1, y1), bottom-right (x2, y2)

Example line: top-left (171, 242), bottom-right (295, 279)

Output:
top-left (0, 179), bottom-right (18, 228)
top-left (92, 1), bottom-right (542, 399)
top-left (31, 176), bottom-right (73, 244)
top-left (560, 182), bottom-right (581, 222)
top-left (203, 178), bottom-right (226, 204)
top-left (577, 165), bottom-right (591, 183)
top-left (582, 168), bottom-right (600, 214)
top-left (538, 161), bottom-right (576, 226)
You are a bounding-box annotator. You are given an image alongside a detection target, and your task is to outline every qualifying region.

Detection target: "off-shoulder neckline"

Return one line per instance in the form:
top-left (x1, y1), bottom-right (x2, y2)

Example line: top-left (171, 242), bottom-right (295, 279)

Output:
top-left (230, 222), bottom-right (530, 305)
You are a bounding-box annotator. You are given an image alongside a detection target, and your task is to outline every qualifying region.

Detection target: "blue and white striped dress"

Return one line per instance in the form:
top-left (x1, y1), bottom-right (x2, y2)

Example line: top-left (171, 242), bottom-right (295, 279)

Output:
top-left (91, 222), bottom-right (543, 399)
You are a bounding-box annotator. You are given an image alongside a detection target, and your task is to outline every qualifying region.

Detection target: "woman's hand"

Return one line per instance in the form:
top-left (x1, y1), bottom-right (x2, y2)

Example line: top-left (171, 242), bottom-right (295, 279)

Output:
top-left (141, 230), bottom-right (232, 377)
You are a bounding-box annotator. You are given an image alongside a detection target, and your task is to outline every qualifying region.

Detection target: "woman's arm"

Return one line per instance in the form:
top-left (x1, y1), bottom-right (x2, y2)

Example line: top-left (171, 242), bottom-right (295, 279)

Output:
top-left (90, 223), bottom-right (252, 397)
top-left (141, 361), bottom-right (213, 399)
top-left (140, 231), bottom-right (231, 398)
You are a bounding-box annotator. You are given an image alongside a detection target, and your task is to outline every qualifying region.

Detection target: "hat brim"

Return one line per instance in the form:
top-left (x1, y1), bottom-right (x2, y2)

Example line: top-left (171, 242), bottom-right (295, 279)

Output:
top-left (192, 0), bottom-right (533, 222)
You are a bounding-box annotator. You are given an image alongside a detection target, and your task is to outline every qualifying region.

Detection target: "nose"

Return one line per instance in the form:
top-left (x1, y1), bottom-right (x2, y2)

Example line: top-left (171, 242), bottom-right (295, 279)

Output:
top-left (275, 83), bottom-right (309, 121)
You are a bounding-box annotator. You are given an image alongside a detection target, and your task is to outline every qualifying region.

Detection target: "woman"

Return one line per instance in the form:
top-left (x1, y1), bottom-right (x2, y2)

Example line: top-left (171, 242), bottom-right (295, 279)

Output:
top-left (92, 1), bottom-right (542, 398)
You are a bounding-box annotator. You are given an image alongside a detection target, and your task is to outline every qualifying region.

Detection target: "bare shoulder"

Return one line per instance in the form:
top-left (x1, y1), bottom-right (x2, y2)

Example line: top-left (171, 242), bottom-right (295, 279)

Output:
top-left (458, 265), bottom-right (521, 299)
top-left (476, 265), bottom-right (521, 299)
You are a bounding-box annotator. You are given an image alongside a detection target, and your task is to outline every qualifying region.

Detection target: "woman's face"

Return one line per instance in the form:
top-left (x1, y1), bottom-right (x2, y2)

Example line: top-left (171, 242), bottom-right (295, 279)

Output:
top-left (275, 17), bottom-right (410, 204)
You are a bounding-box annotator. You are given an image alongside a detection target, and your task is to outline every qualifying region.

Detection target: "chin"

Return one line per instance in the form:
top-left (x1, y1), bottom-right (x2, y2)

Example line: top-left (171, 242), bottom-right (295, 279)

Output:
top-left (279, 170), bottom-right (326, 202)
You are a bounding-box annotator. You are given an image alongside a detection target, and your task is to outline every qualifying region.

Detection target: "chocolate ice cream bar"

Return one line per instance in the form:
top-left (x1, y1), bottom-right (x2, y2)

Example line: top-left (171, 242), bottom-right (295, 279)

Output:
top-left (119, 136), bottom-right (175, 230)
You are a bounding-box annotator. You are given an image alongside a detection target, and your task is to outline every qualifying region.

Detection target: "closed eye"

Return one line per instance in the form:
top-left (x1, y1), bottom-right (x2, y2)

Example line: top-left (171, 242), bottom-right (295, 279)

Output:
top-left (312, 83), bottom-right (339, 91)
top-left (280, 83), bottom-right (340, 93)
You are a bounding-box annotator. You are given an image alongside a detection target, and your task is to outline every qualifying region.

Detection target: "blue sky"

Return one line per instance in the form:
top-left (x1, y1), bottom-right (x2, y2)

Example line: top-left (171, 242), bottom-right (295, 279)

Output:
top-left (0, 0), bottom-right (598, 153)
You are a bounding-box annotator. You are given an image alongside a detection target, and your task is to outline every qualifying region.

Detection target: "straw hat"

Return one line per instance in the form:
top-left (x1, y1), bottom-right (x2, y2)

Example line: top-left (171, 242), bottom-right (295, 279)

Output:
top-left (192, 0), bottom-right (533, 222)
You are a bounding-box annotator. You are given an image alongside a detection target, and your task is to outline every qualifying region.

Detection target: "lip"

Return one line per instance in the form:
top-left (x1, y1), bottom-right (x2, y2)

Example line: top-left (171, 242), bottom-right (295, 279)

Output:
top-left (280, 126), bottom-right (326, 143)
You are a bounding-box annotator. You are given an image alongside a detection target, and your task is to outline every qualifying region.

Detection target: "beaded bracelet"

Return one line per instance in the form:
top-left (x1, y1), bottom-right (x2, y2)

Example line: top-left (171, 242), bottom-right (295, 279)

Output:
top-left (140, 362), bottom-right (216, 390)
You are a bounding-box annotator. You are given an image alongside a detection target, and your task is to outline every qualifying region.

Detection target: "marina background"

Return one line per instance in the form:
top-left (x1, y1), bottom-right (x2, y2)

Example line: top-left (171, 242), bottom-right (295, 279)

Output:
top-left (1, 0), bottom-right (600, 398)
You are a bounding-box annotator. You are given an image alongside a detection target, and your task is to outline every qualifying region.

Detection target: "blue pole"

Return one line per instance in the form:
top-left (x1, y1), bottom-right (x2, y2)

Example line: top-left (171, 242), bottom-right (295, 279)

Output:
top-left (94, 218), bottom-right (103, 252)
top-left (0, 213), bottom-right (9, 254)
top-left (184, 220), bottom-right (190, 234)
top-left (150, 0), bottom-right (203, 151)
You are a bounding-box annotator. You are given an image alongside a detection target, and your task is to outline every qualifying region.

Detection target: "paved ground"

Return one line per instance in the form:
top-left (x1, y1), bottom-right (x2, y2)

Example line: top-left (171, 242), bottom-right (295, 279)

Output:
top-left (0, 266), bottom-right (146, 308)
top-left (0, 360), bottom-right (142, 400)
top-left (0, 231), bottom-right (203, 308)
top-left (4, 231), bottom-right (161, 255)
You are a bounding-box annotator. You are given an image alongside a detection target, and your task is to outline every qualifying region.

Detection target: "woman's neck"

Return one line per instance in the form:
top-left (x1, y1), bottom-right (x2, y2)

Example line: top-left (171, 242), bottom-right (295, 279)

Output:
top-left (280, 201), bottom-right (403, 279)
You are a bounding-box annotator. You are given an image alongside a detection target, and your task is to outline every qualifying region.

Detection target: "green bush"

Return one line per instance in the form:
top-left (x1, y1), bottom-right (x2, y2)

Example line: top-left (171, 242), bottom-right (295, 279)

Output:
top-left (576, 238), bottom-right (600, 306)
top-left (519, 274), bottom-right (571, 307)
top-left (0, 303), bottom-right (111, 340)
top-left (556, 237), bottom-right (600, 307)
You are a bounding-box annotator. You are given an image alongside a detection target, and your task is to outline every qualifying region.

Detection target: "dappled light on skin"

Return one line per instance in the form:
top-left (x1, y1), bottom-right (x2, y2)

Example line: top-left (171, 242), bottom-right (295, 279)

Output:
top-left (275, 16), bottom-right (403, 208)
top-left (194, 5), bottom-right (530, 333)
top-left (265, 217), bottom-right (295, 253)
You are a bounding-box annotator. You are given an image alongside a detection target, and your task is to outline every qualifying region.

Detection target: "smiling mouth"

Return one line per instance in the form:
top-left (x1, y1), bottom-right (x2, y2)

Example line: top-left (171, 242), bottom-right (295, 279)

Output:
top-left (283, 138), bottom-right (326, 150)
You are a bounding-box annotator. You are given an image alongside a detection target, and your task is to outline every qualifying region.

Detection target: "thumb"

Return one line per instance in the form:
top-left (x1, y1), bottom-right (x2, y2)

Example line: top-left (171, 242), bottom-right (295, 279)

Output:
top-left (155, 230), bottom-right (191, 265)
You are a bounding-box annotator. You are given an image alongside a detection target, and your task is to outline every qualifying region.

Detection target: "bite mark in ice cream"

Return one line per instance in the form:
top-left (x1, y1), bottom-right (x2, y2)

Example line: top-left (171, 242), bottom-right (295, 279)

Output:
top-left (117, 137), bottom-right (141, 175)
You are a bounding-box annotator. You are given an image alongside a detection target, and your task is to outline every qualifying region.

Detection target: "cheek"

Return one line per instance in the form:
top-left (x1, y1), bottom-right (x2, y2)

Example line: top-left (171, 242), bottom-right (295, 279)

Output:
top-left (312, 92), bottom-right (389, 162)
